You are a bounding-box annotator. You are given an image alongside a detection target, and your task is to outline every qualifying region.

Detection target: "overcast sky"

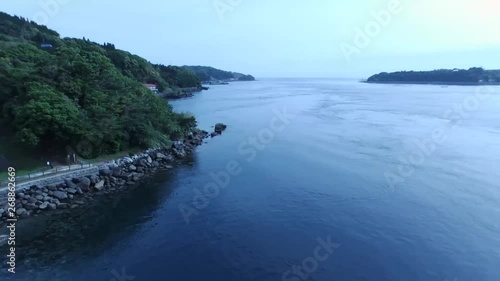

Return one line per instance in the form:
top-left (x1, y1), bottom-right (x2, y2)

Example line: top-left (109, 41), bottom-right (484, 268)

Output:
top-left (3, 0), bottom-right (500, 78)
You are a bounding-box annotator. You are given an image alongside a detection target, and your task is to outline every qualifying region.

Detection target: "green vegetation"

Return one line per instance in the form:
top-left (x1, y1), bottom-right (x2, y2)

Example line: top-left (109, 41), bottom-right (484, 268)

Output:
top-left (181, 65), bottom-right (255, 82)
top-left (367, 67), bottom-right (500, 85)
top-left (0, 12), bottom-right (199, 159)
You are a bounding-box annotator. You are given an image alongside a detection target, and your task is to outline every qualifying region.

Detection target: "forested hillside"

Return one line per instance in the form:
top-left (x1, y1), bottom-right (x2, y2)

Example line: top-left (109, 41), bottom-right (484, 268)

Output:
top-left (182, 65), bottom-right (255, 82)
top-left (367, 67), bottom-right (500, 84)
top-left (0, 12), bottom-right (198, 158)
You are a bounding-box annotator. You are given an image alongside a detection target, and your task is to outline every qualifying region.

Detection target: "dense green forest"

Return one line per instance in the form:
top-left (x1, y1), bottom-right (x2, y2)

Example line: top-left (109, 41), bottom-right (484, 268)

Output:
top-left (367, 67), bottom-right (500, 84)
top-left (0, 12), bottom-right (199, 158)
top-left (181, 65), bottom-right (255, 82)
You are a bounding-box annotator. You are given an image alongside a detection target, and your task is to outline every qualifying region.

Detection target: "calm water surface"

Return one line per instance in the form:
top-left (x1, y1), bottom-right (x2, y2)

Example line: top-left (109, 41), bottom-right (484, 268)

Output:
top-left (3, 79), bottom-right (500, 281)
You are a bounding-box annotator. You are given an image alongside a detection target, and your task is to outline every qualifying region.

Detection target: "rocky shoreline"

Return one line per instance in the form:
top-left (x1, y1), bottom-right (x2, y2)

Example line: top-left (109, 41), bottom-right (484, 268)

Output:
top-left (0, 126), bottom-right (226, 225)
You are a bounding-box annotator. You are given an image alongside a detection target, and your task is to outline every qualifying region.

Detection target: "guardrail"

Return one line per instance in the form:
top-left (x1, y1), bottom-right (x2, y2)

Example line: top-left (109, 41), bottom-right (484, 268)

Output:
top-left (0, 164), bottom-right (93, 187)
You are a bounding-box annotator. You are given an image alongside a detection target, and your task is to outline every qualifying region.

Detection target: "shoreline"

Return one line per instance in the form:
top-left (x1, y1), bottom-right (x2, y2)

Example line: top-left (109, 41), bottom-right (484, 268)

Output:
top-left (0, 127), bottom-right (224, 231)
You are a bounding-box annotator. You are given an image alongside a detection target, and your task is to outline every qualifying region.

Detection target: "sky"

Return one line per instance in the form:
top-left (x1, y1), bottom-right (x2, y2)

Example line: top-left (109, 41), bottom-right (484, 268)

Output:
top-left (2, 0), bottom-right (500, 78)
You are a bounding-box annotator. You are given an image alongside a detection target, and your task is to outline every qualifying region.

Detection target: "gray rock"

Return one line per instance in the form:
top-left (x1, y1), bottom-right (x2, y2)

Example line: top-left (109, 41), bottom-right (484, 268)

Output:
top-left (48, 204), bottom-right (57, 210)
top-left (214, 123), bottom-right (227, 133)
top-left (78, 177), bottom-right (91, 189)
top-left (94, 180), bottom-right (105, 191)
top-left (156, 152), bottom-right (166, 159)
top-left (112, 167), bottom-right (122, 177)
top-left (35, 195), bottom-right (44, 201)
top-left (129, 165), bottom-right (137, 171)
top-left (39, 202), bottom-right (49, 210)
top-left (25, 204), bottom-right (37, 211)
top-left (53, 191), bottom-right (68, 200)
top-left (68, 194), bottom-right (74, 200)
top-left (99, 169), bottom-right (113, 176)
top-left (147, 156), bottom-right (153, 163)
top-left (28, 197), bottom-right (37, 204)
top-left (67, 188), bottom-right (77, 195)
top-left (65, 179), bottom-right (78, 189)
top-left (0, 209), bottom-right (4, 215)
top-left (16, 208), bottom-right (27, 216)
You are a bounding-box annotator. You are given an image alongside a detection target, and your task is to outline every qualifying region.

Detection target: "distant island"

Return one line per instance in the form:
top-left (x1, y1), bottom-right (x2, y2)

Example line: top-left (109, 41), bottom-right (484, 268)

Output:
top-left (366, 67), bottom-right (500, 85)
top-left (182, 65), bottom-right (256, 83)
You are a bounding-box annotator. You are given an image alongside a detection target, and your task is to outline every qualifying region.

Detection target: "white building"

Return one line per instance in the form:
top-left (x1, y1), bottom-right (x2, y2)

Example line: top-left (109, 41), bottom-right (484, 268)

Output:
top-left (144, 84), bottom-right (159, 94)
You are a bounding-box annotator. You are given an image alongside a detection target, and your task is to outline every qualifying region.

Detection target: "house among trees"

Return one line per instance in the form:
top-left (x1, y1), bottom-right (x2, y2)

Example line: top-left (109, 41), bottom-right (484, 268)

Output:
top-left (144, 83), bottom-right (159, 94)
top-left (40, 43), bottom-right (53, 48)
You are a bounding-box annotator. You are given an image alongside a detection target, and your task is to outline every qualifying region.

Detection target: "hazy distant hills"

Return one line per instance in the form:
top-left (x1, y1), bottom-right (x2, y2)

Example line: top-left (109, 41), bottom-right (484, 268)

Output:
top-left (182, 66), bottom-right (255, 82)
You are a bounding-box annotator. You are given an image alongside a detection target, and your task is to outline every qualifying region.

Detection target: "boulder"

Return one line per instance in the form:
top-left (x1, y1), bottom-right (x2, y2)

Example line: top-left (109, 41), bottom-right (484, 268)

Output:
top-left (99, 169), bottom-right (113, 177)
top-left (78, 177), bottom-right (91, 189)
top-left (65, 179), bottom-right (78, 190)
top-left (112, 167), bottom-right (122, 177)
top-left (16, 208), bottom-right (27, 216)
top-left (53, 191), bottom-right (68, 200)
top-left (39, 202), bottom-right (49, 210)
top-left (67, 188), bottom-right (77, 195)
top-left (94, 180), bottom-right (105, 191)
top-left (129, 165), bottom-right (137, 171)
top-left (214, 123), bottom-right (227, 133)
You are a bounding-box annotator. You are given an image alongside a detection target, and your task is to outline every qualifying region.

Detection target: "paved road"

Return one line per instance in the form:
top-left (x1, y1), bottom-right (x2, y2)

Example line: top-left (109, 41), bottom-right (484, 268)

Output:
top-left (0, 164), bottom-right (96, 193)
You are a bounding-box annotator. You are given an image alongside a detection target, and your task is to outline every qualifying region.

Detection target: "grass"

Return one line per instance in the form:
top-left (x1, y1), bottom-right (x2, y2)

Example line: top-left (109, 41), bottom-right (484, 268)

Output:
top-left (0, 144), bottom-right (145, 183)
top-left (0, 138), bottom-right (48, 182)
top-left (0, 169), bottom-right (37, 182)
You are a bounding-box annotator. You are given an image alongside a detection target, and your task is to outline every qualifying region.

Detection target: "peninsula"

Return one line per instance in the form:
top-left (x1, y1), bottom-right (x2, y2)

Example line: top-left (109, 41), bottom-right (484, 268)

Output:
top-left (366, 67), bottom-right (500, 85)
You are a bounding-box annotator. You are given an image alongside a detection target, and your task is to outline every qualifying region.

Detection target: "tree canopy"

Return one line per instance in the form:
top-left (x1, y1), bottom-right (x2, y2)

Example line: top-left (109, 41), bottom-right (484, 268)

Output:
top-left (367, 68), bottom-right (500, 84)
top-left (181, 65), bottom-right (255, 82)
top-left (0, 12), bottom-right (198, 158)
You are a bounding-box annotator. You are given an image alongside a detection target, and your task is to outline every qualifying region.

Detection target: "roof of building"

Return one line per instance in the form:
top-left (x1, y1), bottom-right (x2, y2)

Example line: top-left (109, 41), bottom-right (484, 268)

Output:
top-left (144, 84), bottom-right (157, 87)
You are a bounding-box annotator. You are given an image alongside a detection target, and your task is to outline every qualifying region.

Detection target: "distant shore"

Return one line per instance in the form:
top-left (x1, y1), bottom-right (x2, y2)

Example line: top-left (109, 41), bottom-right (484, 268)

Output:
top-left (363, 81), bottom-right (500, 86)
